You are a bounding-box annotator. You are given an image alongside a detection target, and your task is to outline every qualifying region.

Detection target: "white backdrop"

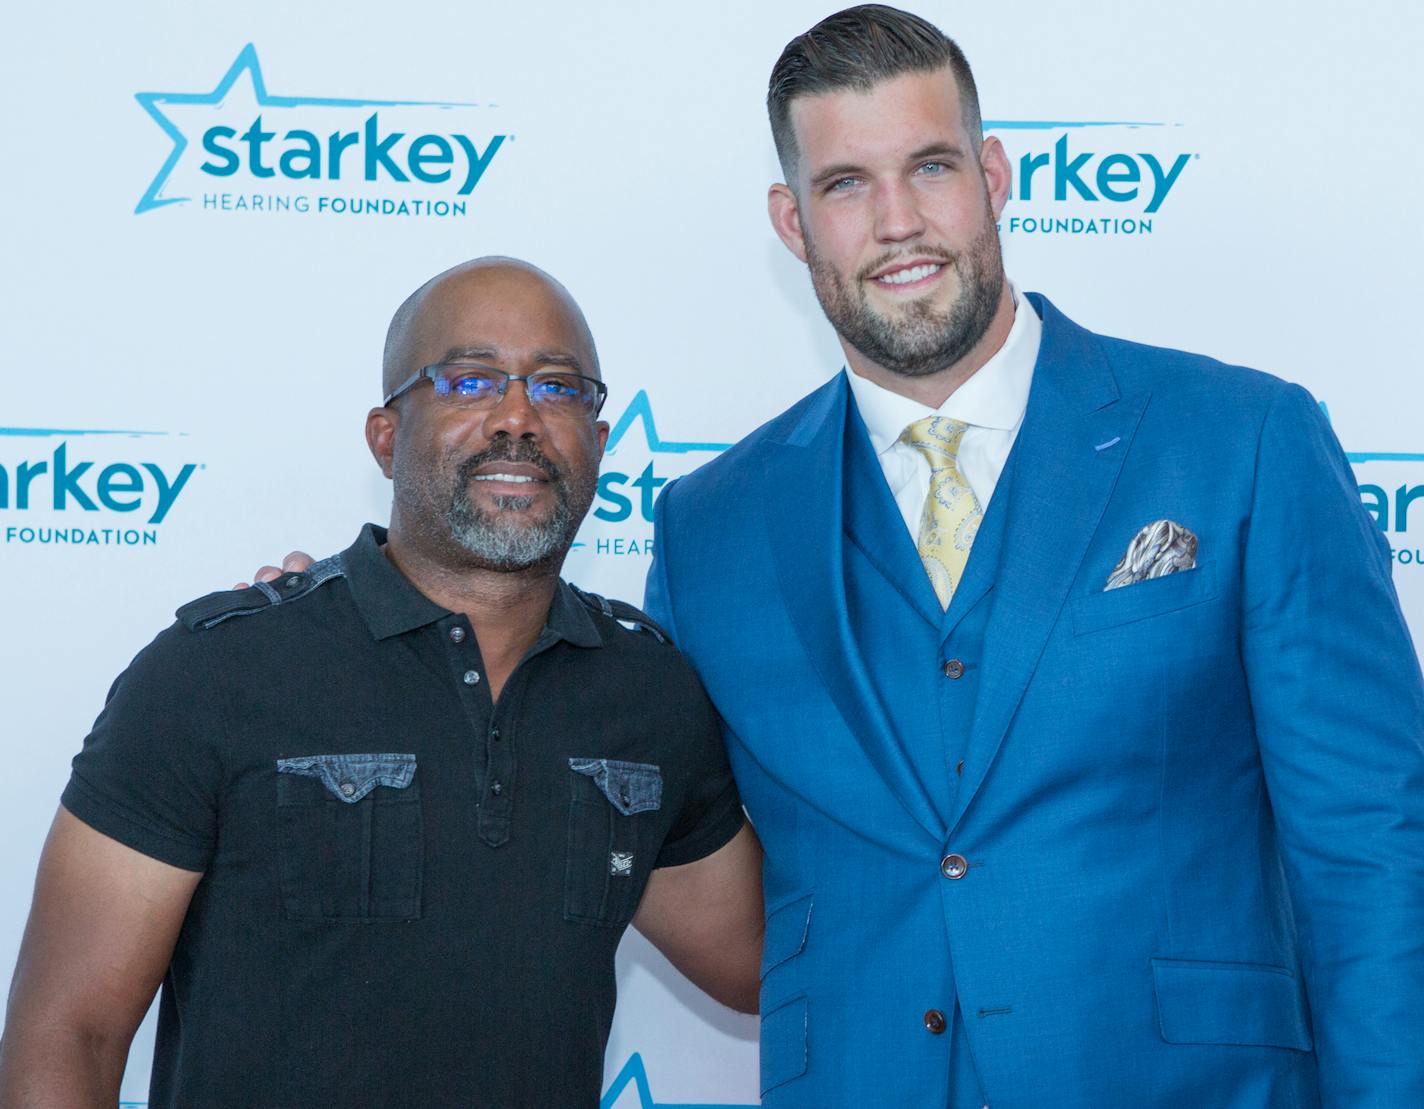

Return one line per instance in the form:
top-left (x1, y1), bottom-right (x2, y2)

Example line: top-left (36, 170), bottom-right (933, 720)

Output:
top-left (3, 2), bottom-right (1422, 1104)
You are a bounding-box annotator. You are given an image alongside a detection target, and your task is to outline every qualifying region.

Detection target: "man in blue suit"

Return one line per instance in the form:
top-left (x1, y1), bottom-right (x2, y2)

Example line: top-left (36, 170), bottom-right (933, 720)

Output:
top-left (645, 6), bottom-right (1424, 1105)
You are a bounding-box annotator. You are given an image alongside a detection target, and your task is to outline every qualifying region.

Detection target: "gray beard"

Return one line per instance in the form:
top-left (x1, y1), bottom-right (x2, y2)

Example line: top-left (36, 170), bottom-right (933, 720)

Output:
top-left (805, 215), bottom-right (1005, 379)
top-left (448, 489), bottom-right (573, 570)
top-left (447, 465), bottom-right (577, 571)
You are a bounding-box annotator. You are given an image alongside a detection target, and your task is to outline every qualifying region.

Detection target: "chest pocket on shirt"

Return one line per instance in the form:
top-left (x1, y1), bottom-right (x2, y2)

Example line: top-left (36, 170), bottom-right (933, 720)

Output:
top-left (564, 758), bottom-right (662, 927)
top-left (275, 753), bottom-right (422, 922)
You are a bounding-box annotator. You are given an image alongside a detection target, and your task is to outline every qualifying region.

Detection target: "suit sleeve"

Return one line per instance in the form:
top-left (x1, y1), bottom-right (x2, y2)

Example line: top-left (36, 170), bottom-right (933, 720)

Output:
top-left (1241, 383), bottom-right (1424, 1105)
top-left (643, 476), bottom-right (682, 644)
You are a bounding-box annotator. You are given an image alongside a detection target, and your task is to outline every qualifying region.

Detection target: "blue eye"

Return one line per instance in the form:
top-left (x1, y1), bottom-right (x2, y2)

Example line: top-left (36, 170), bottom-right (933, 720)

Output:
top-left (915, 161), bottom-right (948, 176)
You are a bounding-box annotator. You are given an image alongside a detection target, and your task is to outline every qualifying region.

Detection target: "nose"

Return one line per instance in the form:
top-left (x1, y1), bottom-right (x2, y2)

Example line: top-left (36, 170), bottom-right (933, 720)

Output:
top-left (873, 178), bottom-right (926, 243)
top-left (478, 378), bottom-right (545, 440)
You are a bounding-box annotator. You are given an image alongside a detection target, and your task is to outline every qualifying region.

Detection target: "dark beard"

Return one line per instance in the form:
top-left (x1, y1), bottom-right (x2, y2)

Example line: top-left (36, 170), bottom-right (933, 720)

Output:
top-left (805, 216), bottom-right (1004, 378)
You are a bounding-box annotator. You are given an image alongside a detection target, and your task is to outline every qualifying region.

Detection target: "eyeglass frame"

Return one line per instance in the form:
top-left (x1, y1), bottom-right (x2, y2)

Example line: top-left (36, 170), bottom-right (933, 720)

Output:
top-left (382, 361), bottom-right (609, 416)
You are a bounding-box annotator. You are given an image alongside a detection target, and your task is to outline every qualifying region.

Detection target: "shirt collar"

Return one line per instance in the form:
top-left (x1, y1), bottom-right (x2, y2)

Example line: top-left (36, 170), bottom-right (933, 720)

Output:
top-left (845, 281), bottom-right (1043, 457)
top-left (342, 523), bottom-right (602, 648)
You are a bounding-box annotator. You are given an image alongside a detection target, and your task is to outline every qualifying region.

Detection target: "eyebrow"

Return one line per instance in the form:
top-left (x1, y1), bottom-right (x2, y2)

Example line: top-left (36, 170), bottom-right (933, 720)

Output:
top-left (441, 346), bottom-right (587, 374)
top-left (809, 142), bottom-right (968, 190)
top-left (906, 142), bottom-right (967, 164)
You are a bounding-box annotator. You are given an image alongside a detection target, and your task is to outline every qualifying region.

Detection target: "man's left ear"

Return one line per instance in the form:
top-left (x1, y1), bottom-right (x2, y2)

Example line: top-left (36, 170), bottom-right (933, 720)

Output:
top-left (365, 406), bottom-right (398, 479)
top-left (981, 135), bottom-right (1012, 219)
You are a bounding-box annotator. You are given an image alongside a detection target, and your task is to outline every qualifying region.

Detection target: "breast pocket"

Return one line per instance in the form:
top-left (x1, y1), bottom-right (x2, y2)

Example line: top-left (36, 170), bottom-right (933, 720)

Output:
top-left (564, 758), bottom-right (662, 927)
top-left (276, 753), bottom-right (422, 922)
top-left (1071, 561), bottom-right (1218, 636)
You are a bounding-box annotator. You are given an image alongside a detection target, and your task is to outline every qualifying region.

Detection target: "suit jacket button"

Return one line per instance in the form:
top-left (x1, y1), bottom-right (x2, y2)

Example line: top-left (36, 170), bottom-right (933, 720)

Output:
top-left (924, 1008), bottom-right (947, 1034)
top-left (941, 853), bottom-right (968, 880)
top-left (942, 658), bottom-right (966, 679)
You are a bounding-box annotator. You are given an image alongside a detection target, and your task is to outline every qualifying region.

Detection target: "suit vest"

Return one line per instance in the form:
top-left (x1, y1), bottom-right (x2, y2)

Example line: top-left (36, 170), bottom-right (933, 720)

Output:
top-left (841, 397), bottom-right (1017, 1105)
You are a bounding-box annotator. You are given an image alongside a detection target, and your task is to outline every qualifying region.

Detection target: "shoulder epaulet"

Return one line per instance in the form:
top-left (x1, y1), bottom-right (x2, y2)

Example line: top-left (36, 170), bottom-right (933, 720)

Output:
top-left (569, 584), bottom-right (671, 645)
top-left (176, 554), bottom-right (346, 631)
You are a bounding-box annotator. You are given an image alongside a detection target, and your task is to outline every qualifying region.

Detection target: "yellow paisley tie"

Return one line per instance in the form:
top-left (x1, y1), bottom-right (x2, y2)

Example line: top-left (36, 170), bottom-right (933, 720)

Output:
top-left (901, 416), bottom-right (983, 608)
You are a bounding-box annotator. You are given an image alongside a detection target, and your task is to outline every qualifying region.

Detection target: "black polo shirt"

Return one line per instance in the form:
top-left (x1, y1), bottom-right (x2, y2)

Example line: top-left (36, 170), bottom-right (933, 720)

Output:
top-left (62, 524), bottom-right (743, 1109)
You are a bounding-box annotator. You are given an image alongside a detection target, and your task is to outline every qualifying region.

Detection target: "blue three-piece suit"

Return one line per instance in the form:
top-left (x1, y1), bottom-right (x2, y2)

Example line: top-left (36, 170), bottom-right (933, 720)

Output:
top-left (646, 295), bottom-right (1424, 1107)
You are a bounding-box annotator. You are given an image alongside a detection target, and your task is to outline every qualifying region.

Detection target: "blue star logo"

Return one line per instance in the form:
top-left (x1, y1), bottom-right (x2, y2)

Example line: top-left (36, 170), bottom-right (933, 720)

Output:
top-left (984, 118), bottom-right (1167, 130)
top-left (1317, 403), bottom-right (1424, 464)
top-left (601, 1053), bottom-right (755, 1109)
top-left (0, 426), bottom-right (169, 438)
top-left (604, 390), bottom-right (732, 456)
top-left (132, 44), bottom-right (479, 213)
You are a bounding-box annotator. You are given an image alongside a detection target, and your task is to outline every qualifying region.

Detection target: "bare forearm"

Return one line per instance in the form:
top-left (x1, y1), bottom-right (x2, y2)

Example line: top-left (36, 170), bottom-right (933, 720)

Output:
top-left (679, 923), bottom-right (764, 1014)
top-left (633, 825), bottom-right (766, 1013)
top-left (0, 1022), bottom-right (126, 1109)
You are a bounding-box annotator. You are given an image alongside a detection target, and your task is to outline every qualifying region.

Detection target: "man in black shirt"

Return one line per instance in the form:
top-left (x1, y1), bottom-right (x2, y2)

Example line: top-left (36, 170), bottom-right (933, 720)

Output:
top-left (0, 258), bottom-right (762, 1108)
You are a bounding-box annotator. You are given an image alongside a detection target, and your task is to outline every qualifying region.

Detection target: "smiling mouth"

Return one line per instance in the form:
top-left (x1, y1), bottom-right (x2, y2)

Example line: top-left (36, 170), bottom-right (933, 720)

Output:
top-left (872, 262), bottom-right (944, 287)
top-left (472, 473), bottom-right (545, 484)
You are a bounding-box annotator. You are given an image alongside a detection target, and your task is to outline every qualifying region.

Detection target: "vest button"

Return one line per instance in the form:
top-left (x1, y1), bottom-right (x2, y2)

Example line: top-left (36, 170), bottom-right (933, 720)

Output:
top-left (940, 853), bottom-right (968, 880)
top-left (942, 658), bottom-right (965, 679)
top-left (924, 1008), bottom-right (947, 1034)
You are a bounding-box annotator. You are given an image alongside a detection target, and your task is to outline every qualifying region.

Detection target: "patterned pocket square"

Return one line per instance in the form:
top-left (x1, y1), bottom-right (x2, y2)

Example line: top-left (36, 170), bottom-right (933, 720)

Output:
top-left (1104, 519), bottom-right (1198, 590)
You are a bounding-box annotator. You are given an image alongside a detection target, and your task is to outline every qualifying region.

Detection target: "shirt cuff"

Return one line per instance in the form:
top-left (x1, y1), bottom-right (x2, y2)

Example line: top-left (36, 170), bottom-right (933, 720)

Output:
top-left (61, 777), bottom-right (212, 873)
top-left (654, 780), bottom-right (744, 868)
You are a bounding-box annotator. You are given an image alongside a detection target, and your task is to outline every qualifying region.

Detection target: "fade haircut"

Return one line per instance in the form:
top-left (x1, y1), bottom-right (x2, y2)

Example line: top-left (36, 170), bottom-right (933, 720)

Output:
top-left (767, 4), bottom-right (983, 184)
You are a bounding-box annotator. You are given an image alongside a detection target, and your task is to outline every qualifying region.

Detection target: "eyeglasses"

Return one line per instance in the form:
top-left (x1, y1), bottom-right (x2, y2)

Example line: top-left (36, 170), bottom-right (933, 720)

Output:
top-left (383, 362), bottom-right (608, 417)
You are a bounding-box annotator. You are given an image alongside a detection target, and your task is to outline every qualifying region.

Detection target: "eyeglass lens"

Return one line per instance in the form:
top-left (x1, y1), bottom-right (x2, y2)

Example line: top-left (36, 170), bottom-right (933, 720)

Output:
top-left (432, 365), bottom-right (601, 414)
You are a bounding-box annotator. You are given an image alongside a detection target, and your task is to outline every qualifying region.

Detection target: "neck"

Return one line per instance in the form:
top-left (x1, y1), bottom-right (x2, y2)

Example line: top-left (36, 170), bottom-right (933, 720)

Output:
top-left (844, 281), bottom-right (1016, 408)
top-left (384, 524), bottom-right (561, 688)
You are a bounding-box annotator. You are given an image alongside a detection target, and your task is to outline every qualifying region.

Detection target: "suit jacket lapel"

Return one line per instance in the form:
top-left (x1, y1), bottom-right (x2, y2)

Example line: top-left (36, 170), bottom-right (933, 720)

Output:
top-left (765, 374), bottom-right (946, 842)
top-left (949, 295), bottom-right (1150, 832)
top-left (841, 395), bottom-right (943, 631)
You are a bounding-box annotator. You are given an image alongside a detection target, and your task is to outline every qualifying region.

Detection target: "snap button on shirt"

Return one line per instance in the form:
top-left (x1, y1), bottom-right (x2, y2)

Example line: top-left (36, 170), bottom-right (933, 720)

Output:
top-left (339, 781), bottom-right (355, 798)
top-left (941, 853), bottom-right (968, 879)
top-left (448, 626), bottom-right (466, 643)
top-left (463, 670), bottom-right (480, 685)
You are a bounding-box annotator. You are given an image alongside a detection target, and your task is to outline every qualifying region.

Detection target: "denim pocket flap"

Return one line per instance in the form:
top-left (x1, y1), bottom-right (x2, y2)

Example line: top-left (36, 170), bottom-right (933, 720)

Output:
top-left (568, 758), bottom-right (662, 815)
top-left (277, 753), bottom-right (417, 804)
top-left (1152, 957), bottom-right (1312, 1051)
top-left (761, 892), bottom-right (813, 978)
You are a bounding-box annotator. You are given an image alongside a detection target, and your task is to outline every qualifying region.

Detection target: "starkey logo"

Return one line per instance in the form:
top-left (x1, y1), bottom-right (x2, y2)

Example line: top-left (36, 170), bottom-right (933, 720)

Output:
top-left (1351, 448), bottom-right (1424, 571)
top-left (600, 1052), bottom-right (754, 1109)
top-left (986, 119), bottom-right (1196, 237)
top-left (114, 1053), bottom-right (752, 1109)
top-left (570, 392), bottom-right (731, 561)
top-left (134, 45), bottom-right (507, 218)
top-left (1323, 403), bottom-right (1424, 570)
top-left (1, 427), bottom-right (200, 549)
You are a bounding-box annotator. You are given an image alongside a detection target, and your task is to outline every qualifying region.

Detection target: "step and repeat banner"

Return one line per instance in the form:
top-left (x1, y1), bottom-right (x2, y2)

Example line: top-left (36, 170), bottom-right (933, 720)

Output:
top-left (3, 1), bottom-right (1421, 1104)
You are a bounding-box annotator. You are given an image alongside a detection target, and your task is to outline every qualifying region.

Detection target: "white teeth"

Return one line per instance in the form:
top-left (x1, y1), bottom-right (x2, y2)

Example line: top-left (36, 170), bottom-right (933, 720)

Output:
top-left (877, 263), bottom-right (942, 286)
top-left (473, 473), bottom-right (538, 483)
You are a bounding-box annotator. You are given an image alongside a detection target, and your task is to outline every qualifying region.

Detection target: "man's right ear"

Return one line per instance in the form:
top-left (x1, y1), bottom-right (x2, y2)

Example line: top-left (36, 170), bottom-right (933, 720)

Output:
top-left (767, 183), bottom-right (809, 264)
top-left (365, 407), bottom-right (397, 479)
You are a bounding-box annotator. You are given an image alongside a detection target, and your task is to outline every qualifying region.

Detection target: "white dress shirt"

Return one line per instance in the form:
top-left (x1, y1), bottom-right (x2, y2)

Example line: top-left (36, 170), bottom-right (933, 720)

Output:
top-left (845, 285), bottom-right (1042, 539)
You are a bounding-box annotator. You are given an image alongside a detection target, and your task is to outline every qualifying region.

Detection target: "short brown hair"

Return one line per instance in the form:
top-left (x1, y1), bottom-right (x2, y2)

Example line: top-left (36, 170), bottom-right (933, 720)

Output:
top-left (767, 5), bottom-right (982, 182)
